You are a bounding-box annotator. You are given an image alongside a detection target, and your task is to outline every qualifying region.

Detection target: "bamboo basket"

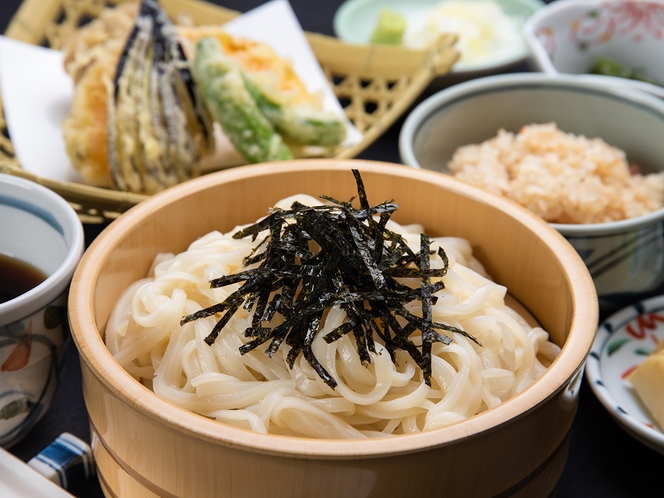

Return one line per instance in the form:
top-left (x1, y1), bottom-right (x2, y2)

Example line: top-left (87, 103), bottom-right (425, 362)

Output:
top-left (0, 0), bottom-right (458, 223)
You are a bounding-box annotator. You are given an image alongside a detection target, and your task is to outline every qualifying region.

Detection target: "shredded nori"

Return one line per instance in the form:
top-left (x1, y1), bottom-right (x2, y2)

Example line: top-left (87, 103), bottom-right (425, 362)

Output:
top-left (181, 170), bottom-right (479, 388)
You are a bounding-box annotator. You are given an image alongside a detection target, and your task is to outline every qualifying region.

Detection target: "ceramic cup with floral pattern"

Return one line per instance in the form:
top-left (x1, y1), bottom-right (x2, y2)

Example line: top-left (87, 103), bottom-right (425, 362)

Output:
top-left (0, 174), bottom-right (84, 448)
top-left (522, 0), bottom-right (664, 98)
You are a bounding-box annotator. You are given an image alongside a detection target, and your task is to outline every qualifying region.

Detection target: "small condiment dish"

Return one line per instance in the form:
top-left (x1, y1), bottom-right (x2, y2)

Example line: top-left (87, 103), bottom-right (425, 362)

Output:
top-left (399, 73), bottom-right (664, 315)
top-left (334, 0), bottom-right (544, 77)
top-left (0, 174), bottom-right (84, 448)
top-left (522, 0), bottom-right (664, 98)
top-left (586, 294), bottom-right (664, 455)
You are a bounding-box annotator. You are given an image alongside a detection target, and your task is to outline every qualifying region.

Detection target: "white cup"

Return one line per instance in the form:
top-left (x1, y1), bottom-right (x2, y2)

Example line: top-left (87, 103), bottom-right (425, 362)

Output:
top-left (0, 174), bottom-right (84, 448)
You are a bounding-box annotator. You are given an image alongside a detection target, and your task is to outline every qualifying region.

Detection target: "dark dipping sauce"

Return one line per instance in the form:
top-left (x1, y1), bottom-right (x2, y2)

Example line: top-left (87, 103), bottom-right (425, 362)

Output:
top-left (0, 253), bottom-right (47, 304)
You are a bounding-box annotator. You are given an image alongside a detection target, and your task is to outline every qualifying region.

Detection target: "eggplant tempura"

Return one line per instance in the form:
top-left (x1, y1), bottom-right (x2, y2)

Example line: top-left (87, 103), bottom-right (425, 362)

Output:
top-left (63, 0), bottom-right (213, 193)
top-left (61, 0), bottom-right (346, 194)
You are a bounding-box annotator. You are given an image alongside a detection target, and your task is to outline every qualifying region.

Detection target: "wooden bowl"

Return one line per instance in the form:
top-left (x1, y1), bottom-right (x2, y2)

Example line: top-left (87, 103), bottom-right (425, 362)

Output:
top-left (69, 160), bottom-right (598, 498)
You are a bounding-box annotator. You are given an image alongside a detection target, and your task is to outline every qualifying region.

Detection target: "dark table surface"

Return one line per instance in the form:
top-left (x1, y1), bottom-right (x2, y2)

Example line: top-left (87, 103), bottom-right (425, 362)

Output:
top-left (2, 0), bottom-right (664, 497)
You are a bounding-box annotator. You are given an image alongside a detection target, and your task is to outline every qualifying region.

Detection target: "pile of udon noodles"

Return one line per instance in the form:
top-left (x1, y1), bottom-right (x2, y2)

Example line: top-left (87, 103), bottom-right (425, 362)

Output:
top-left (106, 194), bottom-right (560, 439)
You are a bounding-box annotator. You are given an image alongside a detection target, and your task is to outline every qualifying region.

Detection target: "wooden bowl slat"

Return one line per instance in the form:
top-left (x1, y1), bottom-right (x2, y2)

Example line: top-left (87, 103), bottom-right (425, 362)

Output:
top-left (81, 364), bottom-right (574, 497)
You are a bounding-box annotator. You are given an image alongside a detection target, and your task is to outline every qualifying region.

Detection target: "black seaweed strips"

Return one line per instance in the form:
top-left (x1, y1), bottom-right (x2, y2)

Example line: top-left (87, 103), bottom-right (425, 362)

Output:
top-left (181, 170), bottom-right (477, 388)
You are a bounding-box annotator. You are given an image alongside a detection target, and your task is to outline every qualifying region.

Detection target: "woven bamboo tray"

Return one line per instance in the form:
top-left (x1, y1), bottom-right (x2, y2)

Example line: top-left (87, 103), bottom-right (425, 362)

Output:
top-left (0, 0), bottom-right (458, 223)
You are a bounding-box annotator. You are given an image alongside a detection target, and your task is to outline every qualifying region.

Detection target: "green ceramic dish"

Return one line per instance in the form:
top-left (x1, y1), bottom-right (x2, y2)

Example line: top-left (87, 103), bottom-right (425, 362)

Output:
top-left (333, 0), bottom-right (544, 75)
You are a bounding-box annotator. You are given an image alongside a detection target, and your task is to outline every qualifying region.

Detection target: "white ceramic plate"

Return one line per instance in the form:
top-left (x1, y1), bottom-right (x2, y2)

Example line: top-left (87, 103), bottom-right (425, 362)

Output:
top-left (333, 0), bottom-right (544, 76)
top-left (586, 295), bottom-right (664, 454)
top-left (0, 446), bottom-right (74, 498)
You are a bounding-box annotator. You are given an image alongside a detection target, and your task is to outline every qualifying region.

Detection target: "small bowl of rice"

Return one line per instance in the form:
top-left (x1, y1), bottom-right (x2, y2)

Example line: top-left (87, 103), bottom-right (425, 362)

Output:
top-left (399, 72), bottom-right (664, 315)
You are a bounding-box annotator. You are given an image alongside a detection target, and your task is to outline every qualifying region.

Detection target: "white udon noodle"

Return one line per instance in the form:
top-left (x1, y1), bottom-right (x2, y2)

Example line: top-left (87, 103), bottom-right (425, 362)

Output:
top-left (106, 194), bottom-right (560, 439)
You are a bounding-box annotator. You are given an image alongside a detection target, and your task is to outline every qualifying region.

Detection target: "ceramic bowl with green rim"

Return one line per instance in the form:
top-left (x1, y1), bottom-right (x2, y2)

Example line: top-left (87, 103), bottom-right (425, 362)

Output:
top-left (334, 0), bottom-right (545, 77)
top-left (398, 73), bottom-right (664, 316)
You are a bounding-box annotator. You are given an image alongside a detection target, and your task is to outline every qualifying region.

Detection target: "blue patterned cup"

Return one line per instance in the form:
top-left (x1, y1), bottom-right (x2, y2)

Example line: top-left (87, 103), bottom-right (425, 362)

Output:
top-left (0, 174), bottom-right (84, 448)
top-left (553, 211), bottom-right (664, 317)
top-left (399, 73), bottom-right (664, 316)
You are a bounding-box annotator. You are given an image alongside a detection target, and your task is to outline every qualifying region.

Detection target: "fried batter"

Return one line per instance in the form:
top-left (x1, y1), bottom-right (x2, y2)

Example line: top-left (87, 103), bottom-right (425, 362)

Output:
top-left (61, 2), bottom-right (317, 189)
top-left (61, 3), bottom-right (137, 187)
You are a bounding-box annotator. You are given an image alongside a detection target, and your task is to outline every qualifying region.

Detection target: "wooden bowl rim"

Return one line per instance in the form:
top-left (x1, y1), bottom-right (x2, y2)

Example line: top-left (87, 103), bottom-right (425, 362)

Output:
top-left (69, 159), bottom-right (598, 458)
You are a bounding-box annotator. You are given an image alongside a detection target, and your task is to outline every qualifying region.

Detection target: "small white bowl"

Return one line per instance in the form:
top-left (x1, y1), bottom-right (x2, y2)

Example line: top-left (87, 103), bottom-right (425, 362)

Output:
top-left (398, 73), bottom-right (664, 315)
top-left (522, 0), bottom-right (664, 98)
top-left (334, 0), bottom-right (544, 77)
top-left (586, 294), bottom-right (664, 455)
top-left (0, 174), bottom-right (84, 448)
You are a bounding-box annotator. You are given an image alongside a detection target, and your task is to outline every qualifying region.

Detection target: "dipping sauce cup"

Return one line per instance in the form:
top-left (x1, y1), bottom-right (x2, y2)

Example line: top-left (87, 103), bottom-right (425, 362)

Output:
top-left (0, 174), bottom-right (84, 448)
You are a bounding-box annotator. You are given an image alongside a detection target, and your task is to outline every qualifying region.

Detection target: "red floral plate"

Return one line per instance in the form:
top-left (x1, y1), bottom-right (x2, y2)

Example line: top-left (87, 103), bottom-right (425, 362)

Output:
top-left (586, 294), bottom-right (664, 454)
